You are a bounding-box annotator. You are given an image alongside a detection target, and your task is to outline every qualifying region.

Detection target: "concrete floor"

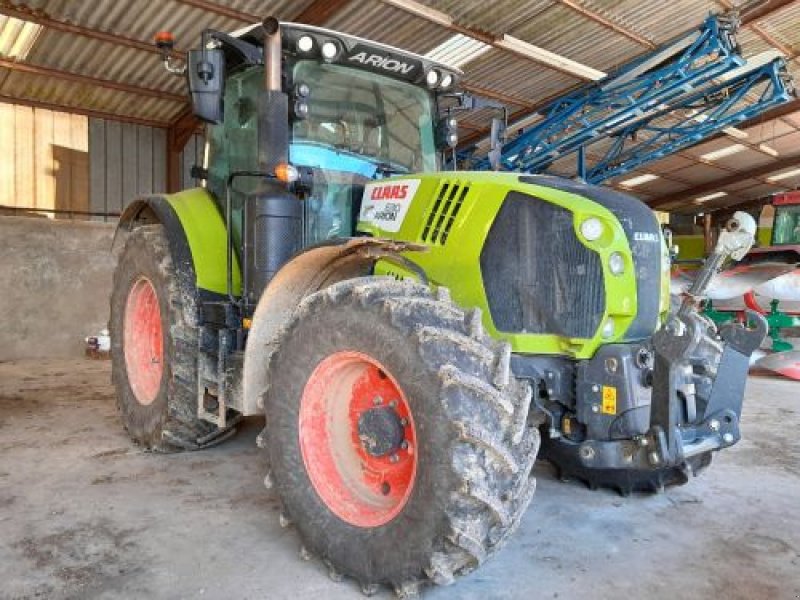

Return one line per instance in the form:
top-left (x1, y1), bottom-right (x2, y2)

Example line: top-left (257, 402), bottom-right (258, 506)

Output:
top-left (1, 359), bottom-right (798, 600)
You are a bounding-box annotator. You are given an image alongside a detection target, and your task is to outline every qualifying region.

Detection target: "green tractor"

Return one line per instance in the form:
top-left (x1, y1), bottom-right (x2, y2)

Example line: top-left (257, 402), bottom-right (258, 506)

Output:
top-left (110, 18), bottom-right (767, 594)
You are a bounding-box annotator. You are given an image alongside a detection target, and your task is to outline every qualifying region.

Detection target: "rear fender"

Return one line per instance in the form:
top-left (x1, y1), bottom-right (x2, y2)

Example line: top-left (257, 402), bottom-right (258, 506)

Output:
top-left (242, 238), bottom-right (425, 416)
top-left (114, 189), bottom-right (241, 297)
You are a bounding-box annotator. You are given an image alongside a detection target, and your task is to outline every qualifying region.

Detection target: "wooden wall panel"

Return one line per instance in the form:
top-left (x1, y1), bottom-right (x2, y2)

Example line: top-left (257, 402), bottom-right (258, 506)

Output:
top-left (13, 105), bottom-right (35, 207)
top-left (0, 102), bottom-right (14, 207)
top-left (1, 101), bottom-right (202, 222)
top-left (88, 119), bottom-right (106, 220)
top-left (87, 118), bottom-right (198, 221)
top-left (104, 120), bottom-right (123, 215)
top-left (0, 101), bottom-right (88, 218)
top-left (153, 128), bottom-right (167, 191)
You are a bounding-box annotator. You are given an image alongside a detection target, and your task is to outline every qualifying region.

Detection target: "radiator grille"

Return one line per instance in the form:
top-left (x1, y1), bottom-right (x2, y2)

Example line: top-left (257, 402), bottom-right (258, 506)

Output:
top-left (480, 193), bottom-right (605, 339)
top-left (421, 181), bottom-right (469, 245)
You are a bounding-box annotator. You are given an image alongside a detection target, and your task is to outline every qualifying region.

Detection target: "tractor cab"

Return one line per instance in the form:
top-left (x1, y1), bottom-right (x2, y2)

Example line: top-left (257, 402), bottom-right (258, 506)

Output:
top-left (173, 20), bottom-right (460, 255)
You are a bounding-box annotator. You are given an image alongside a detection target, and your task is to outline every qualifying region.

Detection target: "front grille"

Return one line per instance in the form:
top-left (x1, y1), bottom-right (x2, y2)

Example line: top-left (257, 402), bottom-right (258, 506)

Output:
top-left (421, 181), bottom-right (469, 245)
top-left (480, 192), bottom-right (605, 339)
top-left (520, 175), bottom-right (662, 340)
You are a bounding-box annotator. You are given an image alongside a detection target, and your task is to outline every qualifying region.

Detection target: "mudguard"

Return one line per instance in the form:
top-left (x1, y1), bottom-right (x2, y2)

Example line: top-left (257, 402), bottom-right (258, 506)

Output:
top-left (241, 238), bottom-right (424, 416)
top-left (115, 188), bottom-right (241, 298)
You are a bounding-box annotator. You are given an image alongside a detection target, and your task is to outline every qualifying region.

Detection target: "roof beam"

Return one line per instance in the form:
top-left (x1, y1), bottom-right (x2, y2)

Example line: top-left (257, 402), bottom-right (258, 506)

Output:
top-left (740, 0), bottom-right (798, 24)
top-left (170, 0), bottom-right (259, 22)
top-left (555, 0), bottom-right (655, 48)
top-left (716, 0), bottom-right (796, 55)
top-left (0, 3), bottom-right (179, 57)
top-left (294, 0), bottom-right (353, 25)
top-left (461, 83), bottom-right (536, 109)
top-left (0, 94), bottom-right (169, 128)
top-left (648, 153), bottom-right (800, 208)
top-left (704, 97), bottom-right (800, 145)
top-left (0, 59), bottom-right (185, 102)
top-left (378, 0), bottom-right (593, 80)
top-left (750, 22), bottom-right (794, 56)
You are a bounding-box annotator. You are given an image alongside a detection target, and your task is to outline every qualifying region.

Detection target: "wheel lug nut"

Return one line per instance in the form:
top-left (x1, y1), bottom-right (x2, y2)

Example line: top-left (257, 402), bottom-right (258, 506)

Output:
top-left (400, 441), bottom-right (409, 450)
top-left (389, 400), bottom-right (397, 408)
top-left (400, 418), bottom-right (408, 426)
top-left (373, 396), bottom-right (383, 405)
top-left (389, 454), bottom-right (399, 463)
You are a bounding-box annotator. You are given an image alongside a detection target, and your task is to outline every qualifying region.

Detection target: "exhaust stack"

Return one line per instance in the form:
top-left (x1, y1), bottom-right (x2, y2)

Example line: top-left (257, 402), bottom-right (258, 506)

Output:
top-left (243, 16), bottom-right (302, 308)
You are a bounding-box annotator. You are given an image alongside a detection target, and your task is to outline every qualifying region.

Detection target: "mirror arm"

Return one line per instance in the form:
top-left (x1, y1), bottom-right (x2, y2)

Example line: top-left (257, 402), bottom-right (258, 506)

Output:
top-left (203, 29), bottom-right (263, 66)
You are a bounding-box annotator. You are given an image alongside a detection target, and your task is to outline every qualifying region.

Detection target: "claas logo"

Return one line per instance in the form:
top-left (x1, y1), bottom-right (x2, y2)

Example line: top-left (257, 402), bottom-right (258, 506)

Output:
top-left (371, 184), bottom-right (409, 200)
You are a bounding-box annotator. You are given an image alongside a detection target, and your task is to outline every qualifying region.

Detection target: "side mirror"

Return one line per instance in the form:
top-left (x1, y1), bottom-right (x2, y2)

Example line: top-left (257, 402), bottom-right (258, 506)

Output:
top-left (187, 48), bottom-right (224, 124)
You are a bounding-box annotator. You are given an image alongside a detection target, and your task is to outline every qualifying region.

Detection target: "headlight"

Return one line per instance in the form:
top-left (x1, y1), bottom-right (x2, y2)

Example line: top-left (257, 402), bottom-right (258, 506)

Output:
top-left (580, 217), bottom-right (603, 241)
top-left (293, 99), bottom-right (309, 119)
top-left (294, 82), bottom-right (310, 98)
top-left (321, 41), bottom-right (338, 60)
top-left (297, 35), bottom-right (314, 53)
top-left (426, 69), bottom-right (440, 87)
top-left (608, 252), bottom-right (625, 276)
top-left (601, 318), bottom-right (615, 339)
top-left (440, 73), bottom-right (453, 89)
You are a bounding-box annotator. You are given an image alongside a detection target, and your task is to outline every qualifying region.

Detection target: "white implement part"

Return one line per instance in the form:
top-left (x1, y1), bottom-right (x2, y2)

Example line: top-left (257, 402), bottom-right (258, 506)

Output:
top-left (704, 263), bottom-right (797, 300)
top-left (753, 268), bottom-right (800, 302)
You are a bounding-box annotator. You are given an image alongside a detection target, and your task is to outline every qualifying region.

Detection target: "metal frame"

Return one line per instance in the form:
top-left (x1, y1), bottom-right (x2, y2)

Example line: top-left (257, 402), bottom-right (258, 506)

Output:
top-left (582, 56), bottom-right (793, 183)
top-left (468, 15), bottom-right (795, 182)
top-left (465, 15), bottom-right (796, 187)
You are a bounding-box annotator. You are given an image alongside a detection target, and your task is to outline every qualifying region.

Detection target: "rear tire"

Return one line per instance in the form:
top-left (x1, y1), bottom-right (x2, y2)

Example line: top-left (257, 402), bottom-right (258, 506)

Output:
top-left (263, 277), bottom-right (540, 592)
top-left (110, 225), bottom-right (216, 451)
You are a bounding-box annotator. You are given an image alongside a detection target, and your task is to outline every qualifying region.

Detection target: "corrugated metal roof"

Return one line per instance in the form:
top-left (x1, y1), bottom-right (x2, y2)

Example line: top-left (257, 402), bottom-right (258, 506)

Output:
top-left (508, 3), bottom-right (647, 72)
top-left (0, 14), bottom-right (43, 59)
top-left (463, 48), bottom-right (577, 103)
top-left (579, 0), bottom-right (721, 46)
top-left (326, 0), bottom-right (452, 54)
top-left (0, 0), bottom-right (798, 211)
top-left (416, 0), bottom-right (555, 37)
top-left (0, 67), bottom-right (182, 122)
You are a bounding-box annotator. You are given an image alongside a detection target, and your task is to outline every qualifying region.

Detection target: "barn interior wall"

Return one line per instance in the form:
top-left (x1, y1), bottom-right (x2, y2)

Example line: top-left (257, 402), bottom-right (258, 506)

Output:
top-left (0, 101), bottom-right (206, 359)
top-left (0, 216), bottom-right (115, 360)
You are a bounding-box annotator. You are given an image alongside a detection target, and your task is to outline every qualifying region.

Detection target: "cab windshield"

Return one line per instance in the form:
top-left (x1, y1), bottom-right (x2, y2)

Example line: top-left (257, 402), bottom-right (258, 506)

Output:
top-left (290, 60), bottom-right (437, 176)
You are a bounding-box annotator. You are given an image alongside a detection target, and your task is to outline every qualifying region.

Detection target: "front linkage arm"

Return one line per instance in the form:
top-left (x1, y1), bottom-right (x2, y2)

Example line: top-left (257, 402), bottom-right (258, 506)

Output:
top-left (648, 211), bottom-right (768, 468)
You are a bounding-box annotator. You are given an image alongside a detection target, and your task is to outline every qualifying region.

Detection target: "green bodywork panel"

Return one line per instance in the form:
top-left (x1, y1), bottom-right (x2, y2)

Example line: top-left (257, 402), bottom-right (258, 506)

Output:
top-left (165, 188), bottom-right (242, 296)
top-left (673, 234), bottom-right (705, 263)
top-left (358, 172), bottom-right (663, 359)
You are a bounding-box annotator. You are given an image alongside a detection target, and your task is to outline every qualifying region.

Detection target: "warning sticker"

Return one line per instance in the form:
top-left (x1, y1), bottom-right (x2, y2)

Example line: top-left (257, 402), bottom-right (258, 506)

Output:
top-left (359, 179), bottom-right (420, 233)
top-left (601, 386), bottom-right (617, 415)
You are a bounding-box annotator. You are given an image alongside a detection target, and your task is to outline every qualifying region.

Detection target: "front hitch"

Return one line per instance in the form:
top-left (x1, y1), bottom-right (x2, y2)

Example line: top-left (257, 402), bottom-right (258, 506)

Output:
top-left (646, 211), bottom-right (768, 468)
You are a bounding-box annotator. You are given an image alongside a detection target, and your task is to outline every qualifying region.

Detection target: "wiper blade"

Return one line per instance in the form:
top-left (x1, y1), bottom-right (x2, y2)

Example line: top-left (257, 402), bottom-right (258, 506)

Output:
top-left (373, 162), bottom-right (408, 176)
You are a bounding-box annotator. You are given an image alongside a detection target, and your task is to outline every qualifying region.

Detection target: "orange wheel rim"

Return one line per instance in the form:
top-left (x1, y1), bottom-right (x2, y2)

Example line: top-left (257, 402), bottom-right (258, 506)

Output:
top-left (123, 277), bottom-right (163, 405)
top-left (298, 351), bottom-right (417, 527)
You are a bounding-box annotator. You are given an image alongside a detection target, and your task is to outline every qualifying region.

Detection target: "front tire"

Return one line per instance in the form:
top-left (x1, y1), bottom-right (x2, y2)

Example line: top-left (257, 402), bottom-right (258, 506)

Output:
top-left (263, 277), bottom-right (540, 592)
top-left (110, 225), bottom-right (216, 451)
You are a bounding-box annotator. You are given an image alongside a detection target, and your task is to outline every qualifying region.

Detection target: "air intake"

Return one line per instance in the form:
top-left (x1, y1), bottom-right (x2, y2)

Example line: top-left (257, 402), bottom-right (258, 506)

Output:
top-left (420, 181), bottom-right (469, 245)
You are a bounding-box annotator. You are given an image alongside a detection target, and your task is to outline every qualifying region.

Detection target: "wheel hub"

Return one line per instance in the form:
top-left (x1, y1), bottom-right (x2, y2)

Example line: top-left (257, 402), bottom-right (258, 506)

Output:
top-left (298, 351), bottom-right (417, 528)
top-left (357, 406), bottom-right (405, 457)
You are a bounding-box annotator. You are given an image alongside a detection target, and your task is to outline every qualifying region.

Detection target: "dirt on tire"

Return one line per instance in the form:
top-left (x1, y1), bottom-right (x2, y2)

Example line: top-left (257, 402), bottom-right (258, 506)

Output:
top-left (263, 277), bottom-right (541, 594)
top-left (110, 224), bottom-right (217, 451)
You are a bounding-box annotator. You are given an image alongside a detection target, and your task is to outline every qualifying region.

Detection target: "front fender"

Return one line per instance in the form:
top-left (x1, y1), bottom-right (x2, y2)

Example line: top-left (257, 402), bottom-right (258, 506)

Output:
top-left (241, 238), bottom-right (425, 416)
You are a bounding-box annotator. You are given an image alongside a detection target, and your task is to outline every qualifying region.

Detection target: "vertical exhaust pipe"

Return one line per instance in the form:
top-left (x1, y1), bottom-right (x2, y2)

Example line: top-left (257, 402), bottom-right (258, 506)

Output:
top-left (263, 16), bottom-right (282, 93)
top-left (243, 16), bottom-right (302, 309)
